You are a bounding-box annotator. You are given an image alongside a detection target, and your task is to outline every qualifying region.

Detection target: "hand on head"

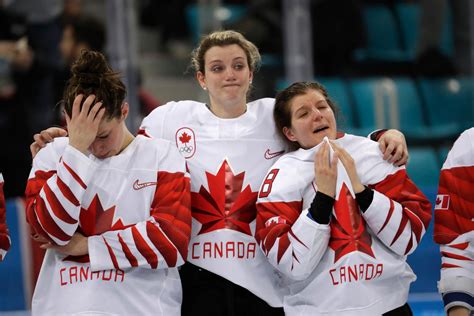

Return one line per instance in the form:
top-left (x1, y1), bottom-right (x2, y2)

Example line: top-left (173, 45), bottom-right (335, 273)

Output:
top-left (30, 94), bottom-right (105, 158)
top-left (65, 94), bottom-right (105, 155)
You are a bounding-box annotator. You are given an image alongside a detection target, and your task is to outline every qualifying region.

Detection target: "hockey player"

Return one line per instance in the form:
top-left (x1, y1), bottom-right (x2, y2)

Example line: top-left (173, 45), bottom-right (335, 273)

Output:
top-left (0, 173), bottom-right (11, 261)
top-left (29, 31), bottom-right (410, 315)
top-left (434, 128), bottom-right (474, 316)
top-left (256, 82), bottom-right (432, 315)
top-left (140, 31), bottom-right (412, 315)
top-left (25, 50), bottom-right (191, 315)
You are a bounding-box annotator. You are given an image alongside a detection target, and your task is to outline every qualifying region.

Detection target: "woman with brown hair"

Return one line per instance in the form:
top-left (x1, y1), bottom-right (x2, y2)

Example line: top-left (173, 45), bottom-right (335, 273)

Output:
top-left (256, 81), bottom-right (431, 315)
top-left (25, 50), bottom-right (191, 315)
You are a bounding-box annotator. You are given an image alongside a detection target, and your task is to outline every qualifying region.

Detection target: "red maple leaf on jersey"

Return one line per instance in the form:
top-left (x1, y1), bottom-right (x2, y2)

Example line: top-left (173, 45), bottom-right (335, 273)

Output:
top-left (64, 194), bottom-right (127, 263)
top-left (191, 160), bottom-right (257, 236)
top-left (179, 132), bottom-right (191, 144)
top-left (79, 194), bottom-right (126, 236)
top-left (329, 183), bottom-right (375, 263)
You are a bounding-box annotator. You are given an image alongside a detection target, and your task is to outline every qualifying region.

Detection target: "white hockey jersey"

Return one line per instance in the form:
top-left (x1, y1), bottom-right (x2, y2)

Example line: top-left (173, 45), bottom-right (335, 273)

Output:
top-left (139, 99), bottom-right (287, 307)
top-left (256, 133), bottom-right (432, 315)
top-left (0, 173), bottom-right (11, 261)
top-left (434, 127), bottom-right (474, 312)
top-left (25, 136), bottom-right (191, 315)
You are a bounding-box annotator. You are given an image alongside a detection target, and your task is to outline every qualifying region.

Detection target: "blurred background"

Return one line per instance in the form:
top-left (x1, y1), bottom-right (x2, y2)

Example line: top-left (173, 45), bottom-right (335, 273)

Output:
top-left (1, 0), bottom-right (473, 314)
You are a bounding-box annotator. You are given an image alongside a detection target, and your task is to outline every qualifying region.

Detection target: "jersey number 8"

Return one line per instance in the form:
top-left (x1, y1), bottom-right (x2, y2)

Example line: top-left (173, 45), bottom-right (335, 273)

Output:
top-left (258, 169), bottom-right (280, 198)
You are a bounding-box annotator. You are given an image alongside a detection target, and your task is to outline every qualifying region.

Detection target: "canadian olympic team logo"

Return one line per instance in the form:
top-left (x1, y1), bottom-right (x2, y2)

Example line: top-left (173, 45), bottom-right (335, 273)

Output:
top-left (176, 127), bottom-right (196, 159)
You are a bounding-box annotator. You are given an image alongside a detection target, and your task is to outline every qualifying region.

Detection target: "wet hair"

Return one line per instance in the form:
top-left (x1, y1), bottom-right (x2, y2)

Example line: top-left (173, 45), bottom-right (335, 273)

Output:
top-left (62, 50), bottom-right (126, 120)
top-left (190, 30), bottom-right (261, 74)
top-left (274, 81), bottom-right (339, 151)
top-left (66, 15), bottom-right (106, 52)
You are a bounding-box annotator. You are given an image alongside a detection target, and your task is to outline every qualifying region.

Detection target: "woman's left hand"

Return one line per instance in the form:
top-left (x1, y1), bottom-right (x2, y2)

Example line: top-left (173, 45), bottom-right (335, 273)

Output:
top-left (330, 141), bottom-right (365, 194)
top-left (377, 129), bottom-right (409, 167)
top-left (40, 232), bottom-right (89, 256)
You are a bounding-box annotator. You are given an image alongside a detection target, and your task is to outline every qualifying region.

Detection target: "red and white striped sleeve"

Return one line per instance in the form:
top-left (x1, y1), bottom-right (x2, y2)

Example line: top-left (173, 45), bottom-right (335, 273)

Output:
top-left (25, 140), bottom-right (97, 246)
top-left (332, 135), bottom-right (432, 257)
top-left (433, 128), bottom-right (474, 312)
top-left (88, 143), bottom-right (192, 271)
top-left (0, 173), bottom-right (11, 261)
top-left (361, 167), bottom-right (432, 256)
top-left (256, 161), bottom-right (330, 281)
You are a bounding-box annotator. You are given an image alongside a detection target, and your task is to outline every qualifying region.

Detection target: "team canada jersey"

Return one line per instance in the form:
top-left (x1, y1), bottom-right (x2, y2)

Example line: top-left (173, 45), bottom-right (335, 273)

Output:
top-left (139, 99), bottom-right (287, 307)
top-left (256, 134), bottom-right (432, 315)
top-left (0, 173), bottom-right (11, 261)
top-left (25, 136), bottom-right (191, 315)
top-left (434, 127), bottom-right (474, 312)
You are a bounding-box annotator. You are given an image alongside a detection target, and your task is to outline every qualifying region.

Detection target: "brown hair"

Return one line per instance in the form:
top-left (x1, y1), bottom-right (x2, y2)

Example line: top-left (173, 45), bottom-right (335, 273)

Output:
top-left (63, 50), bottom-right (126, 119)
top-left (274, 81), bottom-right (339, 151)
top-left (190, 30), bottom-right (261, 74)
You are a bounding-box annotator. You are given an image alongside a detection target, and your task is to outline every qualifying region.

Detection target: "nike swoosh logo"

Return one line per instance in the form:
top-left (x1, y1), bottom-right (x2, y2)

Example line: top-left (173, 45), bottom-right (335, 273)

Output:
top-left (264, 149), bottom-right (285, 160)
top-left (133, 179), bottom-right (158, 190)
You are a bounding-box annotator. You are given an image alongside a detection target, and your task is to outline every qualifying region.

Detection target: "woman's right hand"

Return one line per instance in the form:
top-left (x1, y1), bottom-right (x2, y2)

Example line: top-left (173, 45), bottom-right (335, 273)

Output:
top-left (30, 127), bottom-right (68, 158)
top-left (314, 141), bottom-right (338, 198)
top-left (66, 94), bottom-right (104, 155)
